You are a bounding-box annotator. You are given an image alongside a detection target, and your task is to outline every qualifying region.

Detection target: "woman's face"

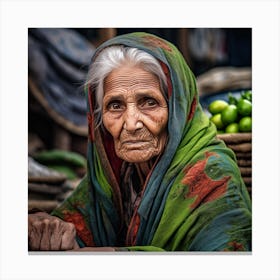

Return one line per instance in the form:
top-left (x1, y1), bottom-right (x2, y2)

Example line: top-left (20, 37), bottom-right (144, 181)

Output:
top-left (102, 65), bottom-right (168, 163)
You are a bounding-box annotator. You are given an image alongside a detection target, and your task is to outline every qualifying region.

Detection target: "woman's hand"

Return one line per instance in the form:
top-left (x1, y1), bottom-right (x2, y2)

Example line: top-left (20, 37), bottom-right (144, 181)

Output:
top-left (28, 212), bottom-right (79, 251)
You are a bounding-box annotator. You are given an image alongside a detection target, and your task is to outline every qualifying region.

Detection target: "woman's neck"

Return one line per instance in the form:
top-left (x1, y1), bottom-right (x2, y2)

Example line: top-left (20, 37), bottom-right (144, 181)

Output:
top-left (133, 159), bottom-right (155, 187)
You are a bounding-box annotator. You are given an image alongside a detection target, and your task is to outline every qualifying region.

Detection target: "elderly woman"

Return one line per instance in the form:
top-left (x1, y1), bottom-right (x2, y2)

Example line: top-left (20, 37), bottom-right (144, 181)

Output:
top-left (28, 32), bottom-right (251, 251)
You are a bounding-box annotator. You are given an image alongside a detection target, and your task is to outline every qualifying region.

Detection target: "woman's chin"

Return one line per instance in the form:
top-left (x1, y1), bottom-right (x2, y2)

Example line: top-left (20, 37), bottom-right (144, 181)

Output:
top-left (117, 150), bottom-right (158, 163)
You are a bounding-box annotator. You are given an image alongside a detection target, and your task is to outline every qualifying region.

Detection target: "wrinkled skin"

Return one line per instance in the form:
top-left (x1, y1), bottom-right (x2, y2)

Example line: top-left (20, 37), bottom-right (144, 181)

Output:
top-left (102, 65), bottom-right (168, 163)
top-left (28, 212), bottom-right (79, 251)
top-left (28, 212), bottom-right (115, 251)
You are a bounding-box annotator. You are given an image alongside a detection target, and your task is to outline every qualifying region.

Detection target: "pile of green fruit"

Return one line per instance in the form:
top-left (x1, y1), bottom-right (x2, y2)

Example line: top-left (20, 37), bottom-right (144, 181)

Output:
top-left (208, 90), bottom-right (252, 134)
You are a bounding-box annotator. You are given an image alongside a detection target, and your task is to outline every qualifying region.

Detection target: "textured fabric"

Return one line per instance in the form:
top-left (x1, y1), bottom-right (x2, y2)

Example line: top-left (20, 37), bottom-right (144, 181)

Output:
top-left (28, 28), bottom-right (95, 128)
top-left (52, 32), bottom-right (251, 251)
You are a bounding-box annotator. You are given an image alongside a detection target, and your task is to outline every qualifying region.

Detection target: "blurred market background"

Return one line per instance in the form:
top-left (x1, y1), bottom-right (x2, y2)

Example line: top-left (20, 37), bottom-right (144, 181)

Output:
top-left (28, 28), bottom-right (252, 212)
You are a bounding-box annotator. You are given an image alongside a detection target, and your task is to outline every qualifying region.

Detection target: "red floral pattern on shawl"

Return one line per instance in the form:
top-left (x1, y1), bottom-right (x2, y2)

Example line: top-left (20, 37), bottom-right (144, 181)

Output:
top-left (63, 211), bottom-right (95, 247)
top-left (182, 152), bottom-right (231, 209)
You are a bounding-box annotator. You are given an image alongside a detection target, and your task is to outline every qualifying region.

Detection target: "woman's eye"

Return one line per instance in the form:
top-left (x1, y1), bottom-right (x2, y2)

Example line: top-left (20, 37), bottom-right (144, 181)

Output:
top-left (140, 98), bottom-right (158, 108)
top-left (107, 101), bottom-right (124, 111)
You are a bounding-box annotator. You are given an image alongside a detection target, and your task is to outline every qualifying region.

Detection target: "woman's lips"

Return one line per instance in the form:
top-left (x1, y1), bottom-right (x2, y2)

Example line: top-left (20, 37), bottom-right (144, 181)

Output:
top-left (121, 140), bottom-right (150, 149)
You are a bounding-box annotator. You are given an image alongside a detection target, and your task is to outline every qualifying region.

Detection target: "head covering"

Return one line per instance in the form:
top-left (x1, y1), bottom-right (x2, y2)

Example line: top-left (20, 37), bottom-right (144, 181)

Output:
top-left (52, 32), bottom-right (251, 251)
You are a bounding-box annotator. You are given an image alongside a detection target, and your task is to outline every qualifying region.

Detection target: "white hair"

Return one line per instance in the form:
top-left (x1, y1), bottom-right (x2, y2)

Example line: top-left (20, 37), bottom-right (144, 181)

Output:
top-left (86, 46), bottom-right (168, 127)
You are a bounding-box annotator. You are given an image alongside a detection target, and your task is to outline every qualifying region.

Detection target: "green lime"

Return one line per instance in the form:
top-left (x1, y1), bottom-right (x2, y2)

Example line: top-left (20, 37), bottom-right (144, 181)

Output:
top-left (221, 104), bottom-right (238, 125)
top-left (210, 113), bottom-right (224, 129)
top-left (239, 116), bottom-right (252, 132)
top-left (208, 100), bottom-right (229, 115)
top-left (237, 98), bottom-right (252, 116)
top-left (225, 123), bottom-right (239, 133)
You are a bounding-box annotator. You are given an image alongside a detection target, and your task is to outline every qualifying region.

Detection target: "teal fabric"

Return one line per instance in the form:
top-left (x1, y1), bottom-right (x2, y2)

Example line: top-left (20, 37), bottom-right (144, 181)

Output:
top-left (52, 32), bottom-right (251, 251)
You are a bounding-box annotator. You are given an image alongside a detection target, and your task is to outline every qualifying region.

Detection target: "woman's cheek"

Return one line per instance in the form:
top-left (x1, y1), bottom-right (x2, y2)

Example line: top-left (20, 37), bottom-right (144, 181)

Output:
top-left (146, 110), bottom-right (168, 135)
top-left (102, 114), bottom-right (122, 138)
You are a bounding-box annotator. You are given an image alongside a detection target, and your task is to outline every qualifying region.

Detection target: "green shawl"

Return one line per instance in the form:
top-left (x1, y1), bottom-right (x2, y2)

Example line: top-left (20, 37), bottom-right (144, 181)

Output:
top-left (52, 32), bottom-right (251, 251)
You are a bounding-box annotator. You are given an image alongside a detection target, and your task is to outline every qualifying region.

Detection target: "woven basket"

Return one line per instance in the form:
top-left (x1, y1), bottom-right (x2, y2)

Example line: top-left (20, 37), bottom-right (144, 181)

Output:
top-left (197, 67), bottom-right (252, 97)
top-left (217, 133), bottom-right (252, 195)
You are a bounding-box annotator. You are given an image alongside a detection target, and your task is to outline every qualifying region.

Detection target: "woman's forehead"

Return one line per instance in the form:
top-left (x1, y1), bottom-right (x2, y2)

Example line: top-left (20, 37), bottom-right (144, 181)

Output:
top-left (104, 65), bottom-right (161, 93)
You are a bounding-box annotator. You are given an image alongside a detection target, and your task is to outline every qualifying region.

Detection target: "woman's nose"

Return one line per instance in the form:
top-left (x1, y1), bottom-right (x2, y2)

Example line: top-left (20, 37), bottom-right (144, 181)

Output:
top-left (123, 105), bottom-right (143, 132)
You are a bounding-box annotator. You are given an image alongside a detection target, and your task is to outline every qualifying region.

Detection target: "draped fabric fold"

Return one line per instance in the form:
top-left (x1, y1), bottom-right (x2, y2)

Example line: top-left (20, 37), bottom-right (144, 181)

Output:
top-left (52, 32), bottom-right (251, 251)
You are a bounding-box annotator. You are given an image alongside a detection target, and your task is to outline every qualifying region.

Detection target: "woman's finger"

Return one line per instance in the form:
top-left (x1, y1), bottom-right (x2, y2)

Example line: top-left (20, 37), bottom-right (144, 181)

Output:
top-left (60, 223), bottom-right (76, 250)
top-left (50, 218), bottom-right (63, 250)
top-left (29, 219), bottom-right (45, 250)
top-left (39, 218), bottom-right (51, 250)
